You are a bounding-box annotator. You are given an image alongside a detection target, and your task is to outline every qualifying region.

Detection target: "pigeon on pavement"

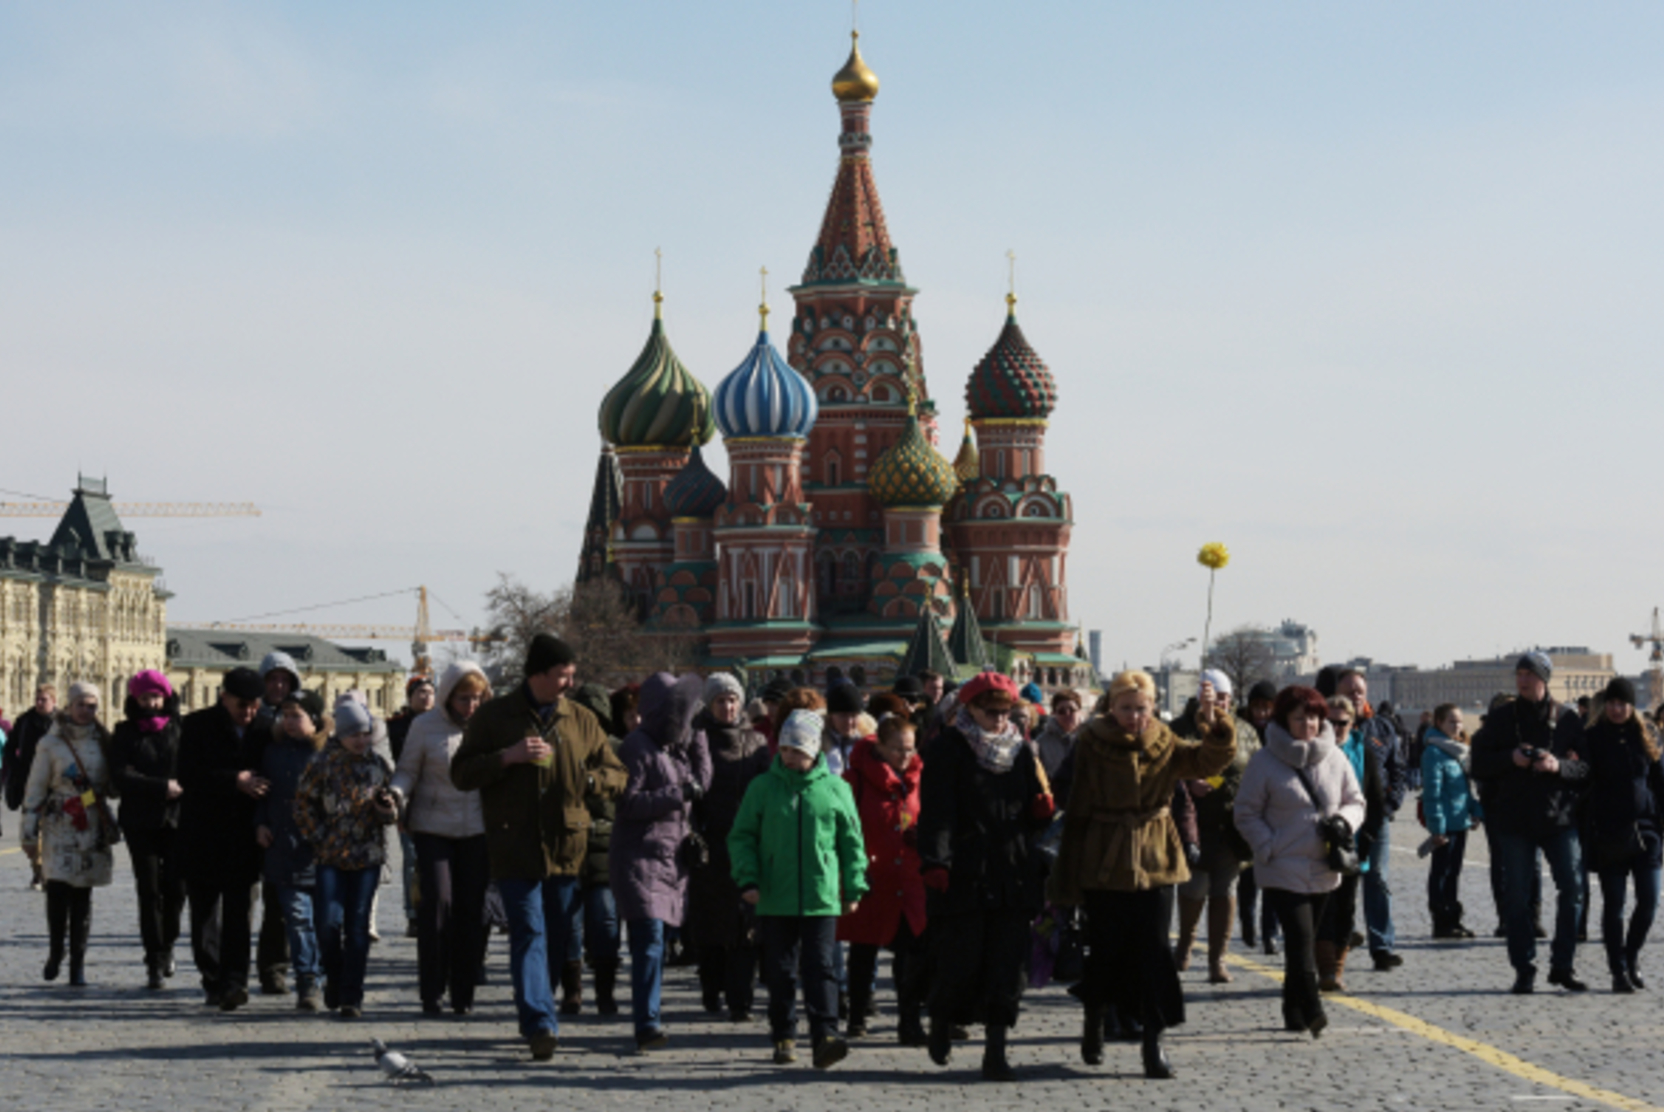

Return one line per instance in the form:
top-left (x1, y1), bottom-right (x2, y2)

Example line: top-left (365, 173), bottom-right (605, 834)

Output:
top-left (371, 1039), bottom-right (435, 1085)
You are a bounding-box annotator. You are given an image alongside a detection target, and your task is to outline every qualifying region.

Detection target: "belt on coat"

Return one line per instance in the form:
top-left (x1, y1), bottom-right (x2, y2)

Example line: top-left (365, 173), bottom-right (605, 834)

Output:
top-left (1089, 804), bottom-right (1171, 889)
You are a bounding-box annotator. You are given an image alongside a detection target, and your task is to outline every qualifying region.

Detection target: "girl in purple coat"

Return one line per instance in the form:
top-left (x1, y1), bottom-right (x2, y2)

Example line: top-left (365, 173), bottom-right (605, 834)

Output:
top-left (610, 673), bottom-right (712, 1049)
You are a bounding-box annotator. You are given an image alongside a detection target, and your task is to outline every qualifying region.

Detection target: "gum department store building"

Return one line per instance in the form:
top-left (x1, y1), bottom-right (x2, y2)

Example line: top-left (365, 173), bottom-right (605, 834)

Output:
top-left (578, 34), bottom-right (1091, 693)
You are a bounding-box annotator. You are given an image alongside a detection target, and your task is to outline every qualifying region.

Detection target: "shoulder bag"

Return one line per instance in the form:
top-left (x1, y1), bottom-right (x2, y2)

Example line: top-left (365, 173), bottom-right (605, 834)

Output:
top-left (1290, 761), bottom-right (1359, 877)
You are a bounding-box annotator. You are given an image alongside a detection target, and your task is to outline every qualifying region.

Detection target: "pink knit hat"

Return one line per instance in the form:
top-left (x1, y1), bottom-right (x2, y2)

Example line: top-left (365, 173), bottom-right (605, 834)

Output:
top-left (128, 670), bottom-right (174, 699)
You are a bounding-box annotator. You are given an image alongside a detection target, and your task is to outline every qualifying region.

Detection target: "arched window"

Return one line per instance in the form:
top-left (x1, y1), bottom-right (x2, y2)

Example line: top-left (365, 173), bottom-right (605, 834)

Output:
top-left (826, 457), bottom-right (841, 486)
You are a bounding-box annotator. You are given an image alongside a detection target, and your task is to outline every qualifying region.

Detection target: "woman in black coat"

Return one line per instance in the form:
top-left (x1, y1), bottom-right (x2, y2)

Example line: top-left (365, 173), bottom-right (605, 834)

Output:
top-left (918, 672), bottom-right (1053, 1082)
top-left (110, 671), bottom-right (185, 991)
top-left (688, 675), bottom-right (771, 1020)
top-left (1584, 678), bottom-right (1664, 993)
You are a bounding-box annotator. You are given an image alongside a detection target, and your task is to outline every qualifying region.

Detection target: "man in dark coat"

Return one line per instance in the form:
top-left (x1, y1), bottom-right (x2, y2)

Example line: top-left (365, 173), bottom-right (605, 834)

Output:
top-left (1335, 669), bottom-right (1407, 972)
top-left (1471, 652), bottom-right (1590, 994)
top-left (177, 667), bottom-right (269, 1010)
top-left (451, 633), bottom-right (627, 1060)
top-left (3, 683), bottom-right (57, 889)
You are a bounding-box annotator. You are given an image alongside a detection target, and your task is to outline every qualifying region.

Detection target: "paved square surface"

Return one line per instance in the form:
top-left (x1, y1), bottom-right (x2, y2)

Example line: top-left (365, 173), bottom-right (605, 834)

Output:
top-left (2, 830), bottom-right (1660, 1112)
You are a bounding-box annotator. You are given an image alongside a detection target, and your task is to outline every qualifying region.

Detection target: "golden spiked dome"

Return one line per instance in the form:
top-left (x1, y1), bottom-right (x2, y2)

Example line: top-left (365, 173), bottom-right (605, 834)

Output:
top-left (869, 393), bottom-right (959, 509)
top-left (832, 30), bottom-right (880, 103)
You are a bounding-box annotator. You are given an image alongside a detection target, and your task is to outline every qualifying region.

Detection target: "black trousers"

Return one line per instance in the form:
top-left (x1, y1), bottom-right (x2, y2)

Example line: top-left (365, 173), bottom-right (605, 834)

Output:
top-left (1316, 873), bottom-right (1360, 945)
top-left (1081, 887), bottom-right (1184, 1033)
top-left (126, 828), bottom-right (185, 963)
top-left (1237, 866), bottom-right (1281, 941)
top-left (257, 879), bottom-right (289, 980)
top-left (45, 881), bottom-right (92, 957)
top-left (698, 943), bottom-right (759, 1015)
top-left (412, 832), bottom-right (490, 1010)
top-left (188, 879), bottom-right (255, 993)
top-left (928, 907), bottom-right (1031, 1030)
top-left (1264, 887), bottom-right (1328, 1029)
top-left (759, 915), bottom-right (839, 1043)
top-left (848, 917), bottom-right (926, 1021)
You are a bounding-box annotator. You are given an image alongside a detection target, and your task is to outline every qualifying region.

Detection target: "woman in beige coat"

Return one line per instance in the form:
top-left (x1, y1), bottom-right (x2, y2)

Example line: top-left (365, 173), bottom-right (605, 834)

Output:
top-left (1051, 669), bottom-right (1237, 1080)
top-left (21, 681), bottom-right (117, 986)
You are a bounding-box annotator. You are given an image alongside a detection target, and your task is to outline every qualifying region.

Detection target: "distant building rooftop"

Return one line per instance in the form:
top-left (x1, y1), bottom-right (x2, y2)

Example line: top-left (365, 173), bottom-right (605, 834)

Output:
top-left (167, 628), bottom-right (401, 673)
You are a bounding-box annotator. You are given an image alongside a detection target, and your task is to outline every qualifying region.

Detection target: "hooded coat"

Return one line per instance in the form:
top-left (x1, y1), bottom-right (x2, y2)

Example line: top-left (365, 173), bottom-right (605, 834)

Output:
top-left (391, 662), bottom-right (488, 840)
top-left (727, 752), bottom-right (868, 918)
top-left (1583, 714), bottom-right (1664, 870)
top-left (1233, 721), bottom-right (1367, 894)
top-left (257, 717), bottom-right (323, 888)
top-left (254, 651), bottom-right (302, 728)
top-left (837, 738), bottom-right (925, 944)
top-left (111, 693), bottom-right (183, 834)
top-left (610, 674), bottom-right (714, 925)
top-left (1050, 713), bottom-right (1238, 903)
top-left (687, 706), bottom-right (770, 948)
top-left (21, 712), bottom-right (116, 888)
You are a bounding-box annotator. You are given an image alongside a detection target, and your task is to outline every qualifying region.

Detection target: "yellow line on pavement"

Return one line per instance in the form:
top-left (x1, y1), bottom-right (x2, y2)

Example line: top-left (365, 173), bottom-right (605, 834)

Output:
top-left (0, 847), bottom-right (18, 857)
top-left (1225, 950), bottom-right (1664, 1112)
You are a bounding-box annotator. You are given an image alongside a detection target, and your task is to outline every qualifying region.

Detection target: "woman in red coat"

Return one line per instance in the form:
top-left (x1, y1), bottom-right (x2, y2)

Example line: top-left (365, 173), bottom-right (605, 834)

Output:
top-left (838, 716), bottom-right (927, 1045)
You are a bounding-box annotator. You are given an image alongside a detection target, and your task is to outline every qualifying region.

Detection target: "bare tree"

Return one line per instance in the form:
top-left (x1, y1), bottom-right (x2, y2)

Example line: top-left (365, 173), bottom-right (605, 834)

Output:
top-left (1204, 625), bottom-right (1279, 701)
top-left (481, 573), bottom-right (698, 691)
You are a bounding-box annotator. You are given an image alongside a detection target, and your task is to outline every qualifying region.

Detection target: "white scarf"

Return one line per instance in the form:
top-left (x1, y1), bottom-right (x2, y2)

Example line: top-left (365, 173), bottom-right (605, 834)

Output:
top-left (956, 706), bottom-right (1025, 774)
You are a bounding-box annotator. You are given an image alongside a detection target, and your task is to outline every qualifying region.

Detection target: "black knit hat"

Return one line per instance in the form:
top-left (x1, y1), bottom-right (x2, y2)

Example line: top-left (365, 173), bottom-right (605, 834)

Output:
top-left (892, 675), bottom-right (925, 702)
top-left (1314, 666), bottom-right (1342, 698)
top-left (827, 683), bottom-right (864, 715)
top-left (1516, 652), bottom-right (1553, 684)
top-left (223, 667), bottom-right (263, 701)
top-left (1247, 680), bottom-right (1278, 704)
top-left (761, 678), bottom-right (793, 702)
top-left (525, 632), bottom-right (576, 676)
top-left (1605, 676), bottom-right (1638, 707)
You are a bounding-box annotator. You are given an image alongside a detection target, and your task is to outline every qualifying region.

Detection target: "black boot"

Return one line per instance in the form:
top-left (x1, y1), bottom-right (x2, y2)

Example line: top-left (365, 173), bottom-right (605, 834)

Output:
top-left (68, 891), bottom-right (90, 987)
top-left (847, 984), bottom-right (872, 1038)
top-left (43, 883), bottom-right (68, 982)
top-left (146, 956), bottom-right (165, 991)
top-left (1141, 1027), bottom-right (1174, 1079)
top-left (980, 1024), bottom-right (1015, 1082)
top-left (1081, 1003), bottom-right (1106, 1065)
top-left (593, 958), bottom-right (620, 1016)
top-left (927, 1017), bottom-right (952, 1066)
top-left (559, 960), bottom-right (583, 1016)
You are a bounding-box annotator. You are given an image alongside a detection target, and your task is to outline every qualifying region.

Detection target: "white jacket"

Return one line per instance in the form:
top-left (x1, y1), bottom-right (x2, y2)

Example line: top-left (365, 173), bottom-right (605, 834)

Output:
top-left (1233, 720), bottom-right (1365, 895)
top-left (391, 663), bottom-right (487, 840)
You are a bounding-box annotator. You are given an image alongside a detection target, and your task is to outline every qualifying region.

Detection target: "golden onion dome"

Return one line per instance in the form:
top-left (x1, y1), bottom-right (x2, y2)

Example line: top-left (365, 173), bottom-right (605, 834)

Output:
top-left (832, 31), bottom-right (880, 103)
top-left (869, 399), bottom-right (959, 509)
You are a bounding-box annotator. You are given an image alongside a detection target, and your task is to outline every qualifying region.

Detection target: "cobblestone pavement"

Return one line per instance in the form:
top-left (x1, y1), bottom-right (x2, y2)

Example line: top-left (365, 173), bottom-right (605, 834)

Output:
top-left (2, 831), bottom-right (1661, 1112)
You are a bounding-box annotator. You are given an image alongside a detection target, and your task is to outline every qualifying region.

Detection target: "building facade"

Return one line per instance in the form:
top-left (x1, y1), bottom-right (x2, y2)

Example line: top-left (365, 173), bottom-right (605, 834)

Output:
top-left (165, 629), bottom-right (408, 715)
top-left (1390, 648), bottom-right (1617, 715)
top-left (0, 480), bottom-right (169, 715)
top-left (578, 32), bottom-right (1080, 690)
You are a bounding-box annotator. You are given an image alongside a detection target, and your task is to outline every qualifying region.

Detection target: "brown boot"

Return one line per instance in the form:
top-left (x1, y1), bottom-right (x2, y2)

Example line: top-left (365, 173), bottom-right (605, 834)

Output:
top-left (1207, 895), bottom-right (1236, 983)
top-left (1174, 896), bottom-right (1206, 972)
top-left (559, 960), bottom-right (583, 1016)
top-left (1316, 940), bottom-right (1339, 992)
top-left (1331, 946), bottom-right (1350, 993)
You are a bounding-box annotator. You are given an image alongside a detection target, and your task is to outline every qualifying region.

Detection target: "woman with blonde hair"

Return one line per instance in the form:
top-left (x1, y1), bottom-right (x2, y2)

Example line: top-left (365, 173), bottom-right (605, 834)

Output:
top-left (391, 661), bottom-right (493, 1016)
top-left (22, 681), bottom-right (116, 986)
top-left (1051, 669), bottom-right (1237, 1080)
top-left (1584, 677), bottom-right (1664, 993)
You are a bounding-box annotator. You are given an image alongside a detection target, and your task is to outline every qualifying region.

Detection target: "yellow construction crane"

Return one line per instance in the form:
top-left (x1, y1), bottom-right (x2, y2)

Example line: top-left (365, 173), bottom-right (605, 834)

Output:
top-left (177, 587), bottom-right (501, 675)
top-left (1631, 608), bottom-right (1664, 708)
top-left (0, 501), bottom-right (260, 517)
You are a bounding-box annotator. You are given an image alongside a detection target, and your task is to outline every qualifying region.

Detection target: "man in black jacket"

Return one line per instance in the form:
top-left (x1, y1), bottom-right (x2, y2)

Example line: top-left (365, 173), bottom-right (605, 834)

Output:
top-left (1336, 669), bottom-right (1408, 971)
top-left (3, 684), bottom-right (57, 890)
top-left (177, 667), bottom-right (269, 1010)
top-left (1471, 652), bottom-right (1589, 994)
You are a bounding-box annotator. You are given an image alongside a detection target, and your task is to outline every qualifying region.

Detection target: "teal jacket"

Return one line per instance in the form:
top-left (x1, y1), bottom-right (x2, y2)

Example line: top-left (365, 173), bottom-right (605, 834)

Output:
top-left (728, 754), bottom-right (869, 917)
top-left (1420, 730), bottom-right (1479, 837)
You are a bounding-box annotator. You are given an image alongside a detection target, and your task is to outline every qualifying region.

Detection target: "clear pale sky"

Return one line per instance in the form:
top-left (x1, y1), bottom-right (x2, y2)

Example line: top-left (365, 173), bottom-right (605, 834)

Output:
top-left (4, 2), bottom-right (1661, 675)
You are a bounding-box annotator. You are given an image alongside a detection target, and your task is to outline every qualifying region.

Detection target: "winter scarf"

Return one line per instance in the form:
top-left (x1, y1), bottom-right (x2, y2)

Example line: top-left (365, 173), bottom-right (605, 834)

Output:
top-left (1425, 727), bottom-right (1471, 772)
top-left (955, 705), bottom-right (1025, 774)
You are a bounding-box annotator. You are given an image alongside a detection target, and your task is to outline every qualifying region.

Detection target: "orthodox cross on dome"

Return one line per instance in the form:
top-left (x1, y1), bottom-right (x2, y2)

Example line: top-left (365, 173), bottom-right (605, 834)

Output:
top-left (1006, 248), bottom-right (1018, 314)
top-left (759, 266), bottom-right (770, 330)
top-left (654, 247), bottom-right (664, 317)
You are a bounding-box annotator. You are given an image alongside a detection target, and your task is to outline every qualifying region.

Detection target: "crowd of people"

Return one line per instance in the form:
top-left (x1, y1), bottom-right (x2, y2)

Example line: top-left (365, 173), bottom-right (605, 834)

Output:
top-left (1, 641), bottom-right (1660, 1081)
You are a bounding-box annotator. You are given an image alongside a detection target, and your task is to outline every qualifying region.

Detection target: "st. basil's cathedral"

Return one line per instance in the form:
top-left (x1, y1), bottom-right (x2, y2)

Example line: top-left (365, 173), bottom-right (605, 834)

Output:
top-left (577, 32), bottom-right (1090, 693)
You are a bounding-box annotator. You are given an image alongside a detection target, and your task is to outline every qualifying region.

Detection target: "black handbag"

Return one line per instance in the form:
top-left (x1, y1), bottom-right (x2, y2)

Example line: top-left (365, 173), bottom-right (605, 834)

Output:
top-left (1291, 763), bottom-right (1361, 878)
top-left (1593, 824), bottom-right (1646, 872)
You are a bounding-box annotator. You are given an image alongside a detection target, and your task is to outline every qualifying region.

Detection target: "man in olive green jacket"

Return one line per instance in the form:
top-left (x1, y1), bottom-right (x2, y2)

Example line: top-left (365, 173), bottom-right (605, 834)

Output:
top-left (450, 633), bottom-right (626, 1059)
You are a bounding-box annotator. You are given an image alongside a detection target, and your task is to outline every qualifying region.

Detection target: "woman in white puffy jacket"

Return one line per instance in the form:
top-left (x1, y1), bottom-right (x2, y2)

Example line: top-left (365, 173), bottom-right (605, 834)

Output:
top-left (1233, 685), bottom-right (1364, 1039)
top-left (391, 662), bottom-right (491, 1015)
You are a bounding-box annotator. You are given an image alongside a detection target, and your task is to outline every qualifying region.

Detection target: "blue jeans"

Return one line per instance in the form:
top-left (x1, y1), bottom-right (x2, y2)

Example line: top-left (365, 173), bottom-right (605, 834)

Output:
top-left (315, 866), bottom-right (378, 1008)
top-left (627, 918), bottom-right (666, 1039)
top-left (273, 884), bottom-right (320, 984)
top-left (1363, 820), bottom-right (1396, 956)
top-left (496, 876), bottom-right (581, 1039)
top-left (1495, 828), bottom-right (1583, 974)
top-left (1598, 861), bottom-right (1662, 977)
top-left (398, 831), bottom-right (418, 923)
top-left (561, 886), bottom-right (586, 964)
top-left (584, 884), bottom-right (620, 965)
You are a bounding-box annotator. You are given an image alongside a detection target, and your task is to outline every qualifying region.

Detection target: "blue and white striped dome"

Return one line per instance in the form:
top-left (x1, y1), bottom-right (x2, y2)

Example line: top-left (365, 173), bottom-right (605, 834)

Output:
top-left (713, 327), bottom-right (818, 440)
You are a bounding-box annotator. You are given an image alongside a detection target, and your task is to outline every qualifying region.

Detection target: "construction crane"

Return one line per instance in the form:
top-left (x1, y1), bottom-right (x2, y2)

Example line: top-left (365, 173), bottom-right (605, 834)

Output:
top-left (1631, 608), bottom-right (1664, 708)
top-left (0, 501), bottom-right (260, 517)
top-left (177, 587), bottom-right (501, 675)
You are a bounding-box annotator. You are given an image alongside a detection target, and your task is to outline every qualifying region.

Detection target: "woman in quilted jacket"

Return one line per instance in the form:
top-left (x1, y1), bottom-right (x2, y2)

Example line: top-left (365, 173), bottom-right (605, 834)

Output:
top-left (294, 698), bottom-right (398, 1017)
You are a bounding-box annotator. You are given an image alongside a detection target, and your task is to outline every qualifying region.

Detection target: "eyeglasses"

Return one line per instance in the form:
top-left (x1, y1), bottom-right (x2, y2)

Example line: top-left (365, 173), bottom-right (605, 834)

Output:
top-left (1330, 718), bottom-right (1353, 728)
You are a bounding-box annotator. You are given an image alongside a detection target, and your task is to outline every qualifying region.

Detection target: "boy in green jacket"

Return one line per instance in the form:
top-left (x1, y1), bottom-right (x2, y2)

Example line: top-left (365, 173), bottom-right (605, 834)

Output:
top-left (730, 709), bottom-right (868, 1070)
